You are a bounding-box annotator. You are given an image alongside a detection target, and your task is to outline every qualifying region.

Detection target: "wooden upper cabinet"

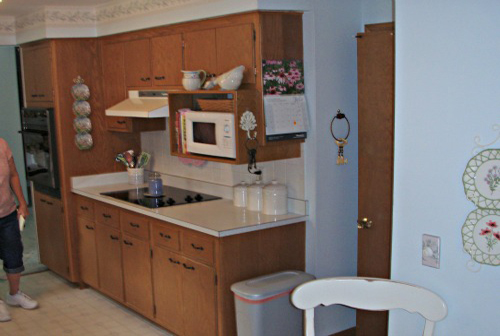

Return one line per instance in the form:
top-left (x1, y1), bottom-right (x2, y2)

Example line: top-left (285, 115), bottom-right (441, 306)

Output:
top-left (22, 44), bottom-right (54, 106)
top-left (151, 34), bottom-right (183, 86)
top-left (124, 38), bottom-right (152, 87)
top-left (101, 42), bottom-right (126, 108)
top-left (216, 23), bottom-right (255, 84)
top-left (183, 29), bottom-right (217, 76)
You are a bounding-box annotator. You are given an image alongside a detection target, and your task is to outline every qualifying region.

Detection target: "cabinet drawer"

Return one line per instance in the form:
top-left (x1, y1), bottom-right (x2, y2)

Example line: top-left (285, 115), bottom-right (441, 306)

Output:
top-left (106, 117), bottom-right (132, 132)
top-left (120, 211), bottom-right (149, 240)
top-left (76, 197), bottom-right (94, 220)
top-left (182, 232), bottom-right (215, 266)
top-left (95, 203), bottom-right (120, 228)
top-left (152, 222), bottom-right (180, 251)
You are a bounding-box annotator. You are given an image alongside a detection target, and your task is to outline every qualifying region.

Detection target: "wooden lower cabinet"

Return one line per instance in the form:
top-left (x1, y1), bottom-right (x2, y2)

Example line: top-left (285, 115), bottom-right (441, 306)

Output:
top-left (75, 196), bottom-right (305, 336)
top-left (122, 234), bottom-right (154, 318)
top-left (34, 190), bottom-right (69, 278)
top-left (77, 217), bottom-right (99, 288)
top-left (95, 223), bottom-right (124, 302)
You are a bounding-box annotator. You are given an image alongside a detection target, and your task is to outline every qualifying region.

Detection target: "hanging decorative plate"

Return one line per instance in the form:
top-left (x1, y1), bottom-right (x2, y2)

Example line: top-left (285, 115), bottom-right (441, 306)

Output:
top-left (71, 76), bottom-right (90, 101)
top-left (462, 208), bottom-right (500, 266)
top-left (73, 117), bottom-right (92, 133)
top-left (73, 100), bottom-right (91, 117)
top-left (462, 148), bottom-right (500, 209)
top-left (75, 133), bottom-right (93, 150)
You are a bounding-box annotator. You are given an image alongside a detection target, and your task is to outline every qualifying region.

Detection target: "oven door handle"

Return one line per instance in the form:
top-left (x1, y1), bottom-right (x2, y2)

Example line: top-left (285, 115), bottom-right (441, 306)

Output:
top-left (18, 129), bottom-right (49, 135)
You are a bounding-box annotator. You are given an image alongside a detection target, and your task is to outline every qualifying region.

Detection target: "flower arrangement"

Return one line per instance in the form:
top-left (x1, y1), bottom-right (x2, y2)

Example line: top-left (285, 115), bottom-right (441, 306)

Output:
top-left (262, 59), bottom-right (305, 95)
top-left (484, 165), bottom-right (499, 194)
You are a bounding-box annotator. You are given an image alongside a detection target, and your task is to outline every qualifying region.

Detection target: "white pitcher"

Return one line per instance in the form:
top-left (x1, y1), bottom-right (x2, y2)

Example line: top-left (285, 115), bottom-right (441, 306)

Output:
top-left (182, 70), bottom-right (207, 91)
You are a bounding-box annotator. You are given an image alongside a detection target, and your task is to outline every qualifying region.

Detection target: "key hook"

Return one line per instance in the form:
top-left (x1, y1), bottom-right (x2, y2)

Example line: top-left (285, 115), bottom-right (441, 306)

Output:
top-left (330, 109), bottom-right (350, 141)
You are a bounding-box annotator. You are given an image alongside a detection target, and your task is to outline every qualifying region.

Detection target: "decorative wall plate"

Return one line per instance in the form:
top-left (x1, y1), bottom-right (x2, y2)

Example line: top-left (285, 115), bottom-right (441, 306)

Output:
top-left (462, 208), bottom-right (500, 266)
top-left (462, 148), bottom-right (499, 209)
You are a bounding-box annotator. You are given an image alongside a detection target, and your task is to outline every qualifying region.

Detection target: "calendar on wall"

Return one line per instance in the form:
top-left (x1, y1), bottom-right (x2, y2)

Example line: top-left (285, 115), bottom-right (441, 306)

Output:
top-left (264, 95), bottom-right (309, 141)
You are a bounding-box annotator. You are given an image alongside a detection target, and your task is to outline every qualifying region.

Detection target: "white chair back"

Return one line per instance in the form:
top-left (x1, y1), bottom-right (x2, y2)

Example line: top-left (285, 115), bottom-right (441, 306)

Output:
top-left (291, 277), bottom-right (447, 336)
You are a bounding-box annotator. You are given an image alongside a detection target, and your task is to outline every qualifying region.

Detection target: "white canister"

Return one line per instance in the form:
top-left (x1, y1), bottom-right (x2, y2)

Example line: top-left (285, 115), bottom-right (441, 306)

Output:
top-left (127, 167), bottom-right (144, 185)
top-left (247, 180), bottom-right (264, 212)
top-left (233, 181), bottom-right (248, 207)
top-left (263, 180), bottom-right (288, 215)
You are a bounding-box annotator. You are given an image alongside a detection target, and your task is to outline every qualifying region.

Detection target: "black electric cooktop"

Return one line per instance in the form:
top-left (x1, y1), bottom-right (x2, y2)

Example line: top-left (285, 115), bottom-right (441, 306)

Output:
top-left (101, 186), bottom-right (221, 209)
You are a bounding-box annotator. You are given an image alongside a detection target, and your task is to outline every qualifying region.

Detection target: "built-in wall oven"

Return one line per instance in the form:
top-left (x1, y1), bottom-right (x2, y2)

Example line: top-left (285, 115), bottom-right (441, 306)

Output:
top-left (19, 108), bottom-right (60, 198)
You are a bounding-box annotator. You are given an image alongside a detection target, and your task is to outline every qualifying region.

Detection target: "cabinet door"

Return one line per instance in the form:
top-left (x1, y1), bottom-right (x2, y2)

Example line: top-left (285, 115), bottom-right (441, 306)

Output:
top-left (153, 247), bottom-right (184, 335)
top-left (181, 256), bottom-right (217, 336)
top-left (216, 23), bottom-right (255, 84)
top-left (183, 29), bottom-right (217, 76)
top-left (122, 234), bottom-right (154, 317)
top-left (96, 223), bottom-right (124, 302)
top-left (21, 48), bottom-right (39, 103)
top-left (151, 34), bottom-right (183, 86)
top-left (101, 42), bottom-right (127, 108)
top-left (124, 38), bottom-right (152, 87)
top-left (34, 191), bottom-right (69, 278)
top-left (77, 217), bottom-right (99, 288)
top-left (36, 46), bottom-right (54, 102)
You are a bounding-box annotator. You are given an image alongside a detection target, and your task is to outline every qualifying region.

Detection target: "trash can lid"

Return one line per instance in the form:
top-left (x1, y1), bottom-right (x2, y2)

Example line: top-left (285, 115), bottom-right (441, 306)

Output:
top-left (230, 270), bottom-right (315, 301)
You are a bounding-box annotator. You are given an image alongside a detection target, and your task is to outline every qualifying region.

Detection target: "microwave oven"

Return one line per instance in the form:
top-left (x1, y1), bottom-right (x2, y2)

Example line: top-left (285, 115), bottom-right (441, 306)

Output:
top-left (183, 111), bottom-right (236, 159)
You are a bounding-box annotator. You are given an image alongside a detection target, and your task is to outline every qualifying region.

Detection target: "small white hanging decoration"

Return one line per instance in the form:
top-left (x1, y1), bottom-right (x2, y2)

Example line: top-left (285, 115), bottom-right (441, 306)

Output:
top-left (240, 110), bottom-right (257, 140)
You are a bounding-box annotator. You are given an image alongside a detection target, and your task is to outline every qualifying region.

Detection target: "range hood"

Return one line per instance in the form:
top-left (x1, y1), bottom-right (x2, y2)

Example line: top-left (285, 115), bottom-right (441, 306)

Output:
top-left (105, 90), bottom-right (169, 118)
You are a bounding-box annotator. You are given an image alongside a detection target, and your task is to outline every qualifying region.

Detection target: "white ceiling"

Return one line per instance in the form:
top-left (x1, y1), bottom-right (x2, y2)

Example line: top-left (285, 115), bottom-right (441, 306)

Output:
top-left (0, 0), bottom-right (113, 17)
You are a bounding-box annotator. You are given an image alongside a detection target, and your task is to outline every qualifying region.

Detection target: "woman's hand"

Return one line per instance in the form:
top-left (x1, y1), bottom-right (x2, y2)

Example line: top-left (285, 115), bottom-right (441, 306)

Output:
top-left (17, 203), bottom-right (30, 219)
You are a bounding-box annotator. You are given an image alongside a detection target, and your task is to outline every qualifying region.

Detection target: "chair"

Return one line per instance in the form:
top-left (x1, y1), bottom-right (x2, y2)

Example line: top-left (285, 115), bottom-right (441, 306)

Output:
top-left (291, 277), bottom-right (447, 336)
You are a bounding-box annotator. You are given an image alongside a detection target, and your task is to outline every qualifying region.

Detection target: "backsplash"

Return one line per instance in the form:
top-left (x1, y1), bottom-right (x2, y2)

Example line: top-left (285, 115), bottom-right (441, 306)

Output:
top-left (141, 128), bottom-right (305, 199)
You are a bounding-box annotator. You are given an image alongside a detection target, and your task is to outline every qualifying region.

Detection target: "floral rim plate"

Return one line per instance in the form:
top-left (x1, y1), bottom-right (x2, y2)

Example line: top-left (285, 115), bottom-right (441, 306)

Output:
top-left (462, 148), bottom-right (499, 209)
top-left (462, 208), bottom-right (500, 266)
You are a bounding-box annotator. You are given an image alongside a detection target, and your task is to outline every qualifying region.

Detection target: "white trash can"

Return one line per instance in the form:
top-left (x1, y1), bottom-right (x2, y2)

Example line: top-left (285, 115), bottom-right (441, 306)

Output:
top-left (230, 270), bottom-right (315, 336)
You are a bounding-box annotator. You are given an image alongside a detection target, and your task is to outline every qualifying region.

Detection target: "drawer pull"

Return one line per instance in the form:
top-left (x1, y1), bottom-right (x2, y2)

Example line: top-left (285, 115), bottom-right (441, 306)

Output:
top-left (191, 243), bottom-right (204, 251)
top-left (46, 201), bottom-right (53, 205)
top-left (155, 76), bottom-right (165, 80)
top-left (168, 258), bottom-right (180, 264)
top-left (110, 235), bottom-right (119, 240)
top-left (183, 263), bottom-right (195, 271)
top-left (102, 213), bottom-right (112, 219)
top-left (140, 77), bottom-right (151, 82)
top-left (80, 206), bottom-right (89, 210)
top-left (129, 222), bottom-right (140, 228)
top-left (31, 94), bottom-right (38, 98)
top-left (40, 198), bottom-right (47, 203)
top-left (124, 240), bottom-right (133, 246)
top-left (159, 232), bottom-right (171, 239)
top-left (85, 225), bottom-right (94, 230)
top-left (116, 120), bottom-right (127, 125)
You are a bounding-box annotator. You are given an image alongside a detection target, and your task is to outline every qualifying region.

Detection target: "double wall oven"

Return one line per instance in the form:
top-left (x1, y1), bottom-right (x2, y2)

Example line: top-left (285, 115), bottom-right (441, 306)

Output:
top-left (19, 108), bottom-right (60, 198)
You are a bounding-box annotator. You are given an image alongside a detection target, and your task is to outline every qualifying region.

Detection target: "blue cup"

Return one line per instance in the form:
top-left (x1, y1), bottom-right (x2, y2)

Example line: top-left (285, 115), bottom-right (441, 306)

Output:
top-left (148, 172), bottom-right (163, 196)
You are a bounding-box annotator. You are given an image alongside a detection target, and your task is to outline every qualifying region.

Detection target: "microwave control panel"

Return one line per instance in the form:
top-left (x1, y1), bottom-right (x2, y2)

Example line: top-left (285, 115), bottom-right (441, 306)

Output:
top-left (222, 118), bottom-right (234, 149)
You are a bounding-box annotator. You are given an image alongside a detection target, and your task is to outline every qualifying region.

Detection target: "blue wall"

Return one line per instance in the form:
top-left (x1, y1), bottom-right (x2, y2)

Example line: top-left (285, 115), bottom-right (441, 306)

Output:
top-left (0, 46), bottom-right (28, 201)
top-left (391, 1), bottom-right (499, 335)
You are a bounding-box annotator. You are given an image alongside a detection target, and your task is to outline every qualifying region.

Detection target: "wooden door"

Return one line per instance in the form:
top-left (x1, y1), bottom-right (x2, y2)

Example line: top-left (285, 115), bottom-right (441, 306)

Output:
top-left (183, 29), bottom-right (217, 76)
top-left (216, 24), bottom-right (255, 83)
top-left (181, 256), bottom-right (217, 336)
top-left (77, 217), bottom-right (99, 288)
top-left (356, 23), bottom-right (395, 336)
top-left (122, 234), bottom-right (154, 318)
top-left (124, 38), bottom-right (152, 87)
top-left (96, 223), bottom-right (124, 302)
top-left (152, 247), bottom-right (184, 335)
top-left (151, 34), bottom-right (184, 86)
top-left (34, 191), bottom-right (69, 278)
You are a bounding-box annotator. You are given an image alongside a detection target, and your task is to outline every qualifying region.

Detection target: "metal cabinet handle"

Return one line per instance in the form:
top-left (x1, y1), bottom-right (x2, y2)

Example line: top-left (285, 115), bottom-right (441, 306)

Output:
top-left (129, 222), bottom-right (140, 228)
top-left (85, 225), bottom-right (94, 230)
top-left (159, 232), bottom-right (171, 239)
top-left (102, 213), bottom-right (111, 218)
top-left (124, 240), bottom-right (133, 246)
top-left (140, 77), bottom-right (151, 82)
top-left (39, 94), bottom-right (45, 97)
top-left (110, 235), bottom-right (119, 240)
top-left (191, 243), bottom-right (204, 251)
top-left (40, 198), bottom-right (47, 203)
top-left (154, 76), bottom-right (165, 80)
top-left (31, 94), bottom-right (38, 97)
top-left (116, 120), bottom-right (127, 125)
top-left (182, 263), bottom-right (195, 271)
top-left (168, 258), bottom-right (180, 264)
top-left (46, 201), bottom-right (53, 205)
top-left (80, 206), bottom-right (89, 210)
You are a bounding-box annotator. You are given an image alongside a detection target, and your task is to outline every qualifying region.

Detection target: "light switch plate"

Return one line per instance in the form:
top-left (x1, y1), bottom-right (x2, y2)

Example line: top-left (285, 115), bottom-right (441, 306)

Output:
top-left (422, 234), bottom-right (440, 268)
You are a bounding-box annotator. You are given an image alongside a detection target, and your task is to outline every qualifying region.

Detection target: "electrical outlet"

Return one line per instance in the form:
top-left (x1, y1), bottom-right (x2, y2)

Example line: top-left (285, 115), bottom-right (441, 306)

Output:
top-left (422, 234), bottom-right (440, 268)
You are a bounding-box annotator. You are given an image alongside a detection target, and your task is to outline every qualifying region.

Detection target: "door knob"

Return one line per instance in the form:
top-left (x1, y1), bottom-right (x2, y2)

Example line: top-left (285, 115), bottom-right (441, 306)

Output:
top-left (357, 218), bottom-right (373, 229)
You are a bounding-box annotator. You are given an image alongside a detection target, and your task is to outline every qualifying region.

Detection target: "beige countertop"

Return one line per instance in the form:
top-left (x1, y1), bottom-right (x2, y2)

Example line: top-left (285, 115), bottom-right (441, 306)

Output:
top-left (71, 173), bottom-right (308, 237)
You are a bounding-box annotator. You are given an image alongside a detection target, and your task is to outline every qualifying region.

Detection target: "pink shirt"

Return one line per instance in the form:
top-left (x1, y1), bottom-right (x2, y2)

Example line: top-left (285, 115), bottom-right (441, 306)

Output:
top-left (0, 138), bottom-right (16, 218)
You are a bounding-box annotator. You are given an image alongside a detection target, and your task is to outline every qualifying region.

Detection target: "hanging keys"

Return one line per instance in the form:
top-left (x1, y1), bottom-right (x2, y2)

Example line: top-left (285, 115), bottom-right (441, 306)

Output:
top-left (246, 140), bottom-right (262, 175)
top-left (335, 138), bottom-right (348, 165)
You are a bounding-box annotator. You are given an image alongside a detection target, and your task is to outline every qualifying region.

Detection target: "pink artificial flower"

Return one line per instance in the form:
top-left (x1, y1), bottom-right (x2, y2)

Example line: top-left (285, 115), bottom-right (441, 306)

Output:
top-left (480, 228), bottom-right (492, 235)
top-left (289, 61), bottom-right (297, 67)
top-left (295, 83), bottom-right (305, 90)
top-left (486, 220), bottom-right (498, 228)
top-left (494, 232), bottom-right (500, 241)
top-left (277, 71), bottom-right (288, 84)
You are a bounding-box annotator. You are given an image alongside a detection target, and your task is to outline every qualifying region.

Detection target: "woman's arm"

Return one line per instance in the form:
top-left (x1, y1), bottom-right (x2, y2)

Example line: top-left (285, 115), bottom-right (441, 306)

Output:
top-left (9, 157), bottom-right (29, 219)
